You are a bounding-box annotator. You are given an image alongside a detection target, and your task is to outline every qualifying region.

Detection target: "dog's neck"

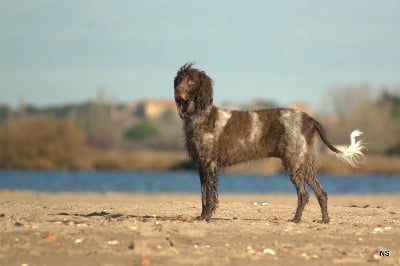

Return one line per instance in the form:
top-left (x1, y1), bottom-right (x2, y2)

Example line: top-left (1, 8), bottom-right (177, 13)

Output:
top-left (183, 105), bottom-right (214, 126)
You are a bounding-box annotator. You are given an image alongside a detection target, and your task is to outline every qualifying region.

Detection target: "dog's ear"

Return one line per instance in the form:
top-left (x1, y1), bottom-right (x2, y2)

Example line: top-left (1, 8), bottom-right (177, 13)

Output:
top-left (194, 71), bottom-right (213, 111)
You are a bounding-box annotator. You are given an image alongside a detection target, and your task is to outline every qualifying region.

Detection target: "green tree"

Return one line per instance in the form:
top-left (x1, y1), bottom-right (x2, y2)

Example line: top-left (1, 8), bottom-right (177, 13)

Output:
top-left (124, 122), bottom-right (160, 140)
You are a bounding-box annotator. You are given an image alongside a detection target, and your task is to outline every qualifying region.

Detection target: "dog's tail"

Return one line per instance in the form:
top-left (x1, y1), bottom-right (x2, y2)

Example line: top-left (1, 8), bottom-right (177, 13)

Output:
top-left (313, 119), bottom-right (366, 167)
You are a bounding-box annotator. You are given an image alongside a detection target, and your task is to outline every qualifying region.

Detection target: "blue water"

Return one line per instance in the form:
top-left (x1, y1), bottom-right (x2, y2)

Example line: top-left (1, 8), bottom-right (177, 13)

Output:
top-left (0, 170), bottom-right (399, 194)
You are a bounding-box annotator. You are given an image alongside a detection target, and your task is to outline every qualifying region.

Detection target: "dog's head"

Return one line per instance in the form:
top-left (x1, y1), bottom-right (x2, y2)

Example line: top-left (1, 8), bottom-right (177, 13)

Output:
top-left (174, 62), bottom-right (213, 119)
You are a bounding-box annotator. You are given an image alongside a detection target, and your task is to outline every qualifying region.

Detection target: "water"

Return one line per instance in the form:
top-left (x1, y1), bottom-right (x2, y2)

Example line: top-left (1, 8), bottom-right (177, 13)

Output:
top-left (0, 170), bottom-right (399, 194)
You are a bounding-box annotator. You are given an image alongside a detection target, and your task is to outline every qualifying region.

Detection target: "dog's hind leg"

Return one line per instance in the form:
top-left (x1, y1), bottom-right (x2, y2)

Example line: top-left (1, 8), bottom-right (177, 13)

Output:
top-left (198, 161), bottom-right (219, 221)
top-left (283, 156), bottom-right (310, 223)
top-left (303, 150), bottom-right (330, 223)
top-left (306, 177), bottom-right (329, 223)
top-left (289, 173), bottom-right (309, 223)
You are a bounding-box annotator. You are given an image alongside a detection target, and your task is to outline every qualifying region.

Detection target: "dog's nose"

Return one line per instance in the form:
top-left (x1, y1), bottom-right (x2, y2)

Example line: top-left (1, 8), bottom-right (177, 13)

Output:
top-left (175, 87), bottom-right (188, 100)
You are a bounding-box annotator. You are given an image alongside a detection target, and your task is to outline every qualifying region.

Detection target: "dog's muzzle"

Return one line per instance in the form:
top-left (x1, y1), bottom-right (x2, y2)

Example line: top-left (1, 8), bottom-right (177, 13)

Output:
top-left (175, 97), bottom-right (188, 119)
top-left (175, 87), bottom-right (189, 119)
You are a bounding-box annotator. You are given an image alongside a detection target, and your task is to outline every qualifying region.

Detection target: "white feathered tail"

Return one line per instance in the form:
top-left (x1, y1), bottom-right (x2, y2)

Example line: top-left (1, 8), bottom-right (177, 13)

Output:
top-left (335, 130), bottom-right (366, 167)
top-left (313, 119), bottom-right (366, 168)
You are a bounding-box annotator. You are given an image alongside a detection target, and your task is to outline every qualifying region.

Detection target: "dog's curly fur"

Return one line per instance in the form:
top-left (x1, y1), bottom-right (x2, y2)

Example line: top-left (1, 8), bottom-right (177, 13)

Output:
top-left (174, 62), bottom-right (365, 223)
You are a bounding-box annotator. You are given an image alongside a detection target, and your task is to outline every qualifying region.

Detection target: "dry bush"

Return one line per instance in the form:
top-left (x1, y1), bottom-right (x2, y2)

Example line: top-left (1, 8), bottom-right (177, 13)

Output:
top-left (0, 116), bottom-right (91, 169)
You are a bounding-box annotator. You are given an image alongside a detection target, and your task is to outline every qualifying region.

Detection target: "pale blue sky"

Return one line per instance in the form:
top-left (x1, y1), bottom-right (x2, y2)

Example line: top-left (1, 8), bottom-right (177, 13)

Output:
top-left (0, 1), bottom-right (399, 109)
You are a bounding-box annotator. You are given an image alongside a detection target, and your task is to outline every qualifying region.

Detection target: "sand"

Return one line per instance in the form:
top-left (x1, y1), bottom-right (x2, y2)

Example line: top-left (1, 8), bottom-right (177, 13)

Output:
top-left (0, 191), bottom-right (399, 266)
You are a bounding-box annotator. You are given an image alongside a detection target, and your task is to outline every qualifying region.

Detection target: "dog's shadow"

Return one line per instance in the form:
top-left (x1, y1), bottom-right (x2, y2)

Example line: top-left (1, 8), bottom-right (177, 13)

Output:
top-left (49, 211), bottom-right (266, 224)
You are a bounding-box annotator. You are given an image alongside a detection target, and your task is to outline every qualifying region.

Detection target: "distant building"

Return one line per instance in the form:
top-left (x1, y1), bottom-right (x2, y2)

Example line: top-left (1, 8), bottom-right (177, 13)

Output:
top-left (135, 100), bottom-right (177, 119)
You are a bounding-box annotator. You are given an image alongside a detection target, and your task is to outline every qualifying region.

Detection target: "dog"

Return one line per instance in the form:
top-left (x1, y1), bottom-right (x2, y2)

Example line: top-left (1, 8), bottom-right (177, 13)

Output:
top-left (174, 62), bottom-right (365, 223)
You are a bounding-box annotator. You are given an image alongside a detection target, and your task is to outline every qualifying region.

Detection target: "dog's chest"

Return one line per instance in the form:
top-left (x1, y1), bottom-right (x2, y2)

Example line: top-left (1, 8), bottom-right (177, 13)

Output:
top-left (184, 118), bottom-right (217, 160)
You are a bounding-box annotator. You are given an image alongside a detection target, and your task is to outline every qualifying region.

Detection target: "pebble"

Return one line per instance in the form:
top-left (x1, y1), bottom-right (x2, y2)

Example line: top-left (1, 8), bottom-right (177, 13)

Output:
top-left (44, 234), bottom-right (56, 241)
top-left (141, 258), bottom-right (151, 266)
top-left (300, 252), bottom-right (310, 259)
top-left (74, 238), bottom-right (83, 244)
top-left (252, 201), bottom-right (268, 206)
top-left (107, 240), bottom-right (119, 245)
top-left (371, 254), bottom-right (381, 260)
top-left (247, 246), bottom-right (255, 254)
top-left (263, 248), bottom-right (276, 256)
top-left (76, 223), bottom-right (89, 228)
top-left (373, 227), bottom-right (383, 233)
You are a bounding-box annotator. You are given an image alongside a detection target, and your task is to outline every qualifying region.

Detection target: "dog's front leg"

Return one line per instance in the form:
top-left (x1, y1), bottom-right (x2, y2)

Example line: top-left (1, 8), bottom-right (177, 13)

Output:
top-left (198, 162), bottom-right (218, 221)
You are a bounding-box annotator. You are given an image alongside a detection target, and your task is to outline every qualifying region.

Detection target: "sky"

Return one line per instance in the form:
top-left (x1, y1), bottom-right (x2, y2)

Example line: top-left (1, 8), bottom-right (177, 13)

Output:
top-left (0, 1), bottom-right (399, 110)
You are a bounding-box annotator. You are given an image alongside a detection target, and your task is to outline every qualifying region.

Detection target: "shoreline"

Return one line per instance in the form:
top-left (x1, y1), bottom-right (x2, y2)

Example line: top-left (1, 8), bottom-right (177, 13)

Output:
top-left (3, 151), bottom-right (400, 175)
top-left (1, 192), bottom-right (399, 265)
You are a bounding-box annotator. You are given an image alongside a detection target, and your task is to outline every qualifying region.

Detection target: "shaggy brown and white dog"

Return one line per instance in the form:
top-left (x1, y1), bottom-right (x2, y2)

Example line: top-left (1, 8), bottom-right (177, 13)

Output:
top-left (174, 63), bottom-right (365, 223)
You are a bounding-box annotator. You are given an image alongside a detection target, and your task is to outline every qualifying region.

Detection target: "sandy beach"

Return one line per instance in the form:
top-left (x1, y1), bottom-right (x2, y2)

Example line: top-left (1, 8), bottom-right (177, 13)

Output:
top-left (0, 191), bottom-right (399, 265)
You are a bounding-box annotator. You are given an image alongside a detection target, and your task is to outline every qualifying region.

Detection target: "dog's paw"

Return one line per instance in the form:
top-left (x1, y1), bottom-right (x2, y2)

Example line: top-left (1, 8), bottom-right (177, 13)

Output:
top-left (289, 217), bottom-right (301, 223)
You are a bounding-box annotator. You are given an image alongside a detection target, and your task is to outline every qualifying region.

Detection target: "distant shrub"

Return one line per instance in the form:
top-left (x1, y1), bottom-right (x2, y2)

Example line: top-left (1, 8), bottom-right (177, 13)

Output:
top-left (124, 122), bottom-right (159, 140)
top-left (386, 142), bottom-right (400, 156)
top-left (0, 116), bottom-right (90, 169)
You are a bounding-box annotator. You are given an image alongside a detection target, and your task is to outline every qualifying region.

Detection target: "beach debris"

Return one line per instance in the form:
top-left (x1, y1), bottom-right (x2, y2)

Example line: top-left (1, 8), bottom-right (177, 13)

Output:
top-left (84, 210), bottom-right (110, 217)
top-left (44, 234), bottom-right (56, 241)
top-left (154, 221), bottom-right (162, 232)
top-left (253, 201), bottom-right (268, 206)
top-left (0, 213), bottom-right (5, 218)
top-left (128, 242), bottom-right (135, 250)
top-left (74, 238), bottom-right (84, 244)
top-left (107, 239), bottom-right (119, 245)
top-left (272, 216), bottom-right (284, 221)
top-left (166, 237), bottom-right (174, 247)
top-left (263, 248), bottom-right (276, 256)
top-left (348, 204), bottom-right (369, 208)
top-left (14, 221), bottom-right (23, 227)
